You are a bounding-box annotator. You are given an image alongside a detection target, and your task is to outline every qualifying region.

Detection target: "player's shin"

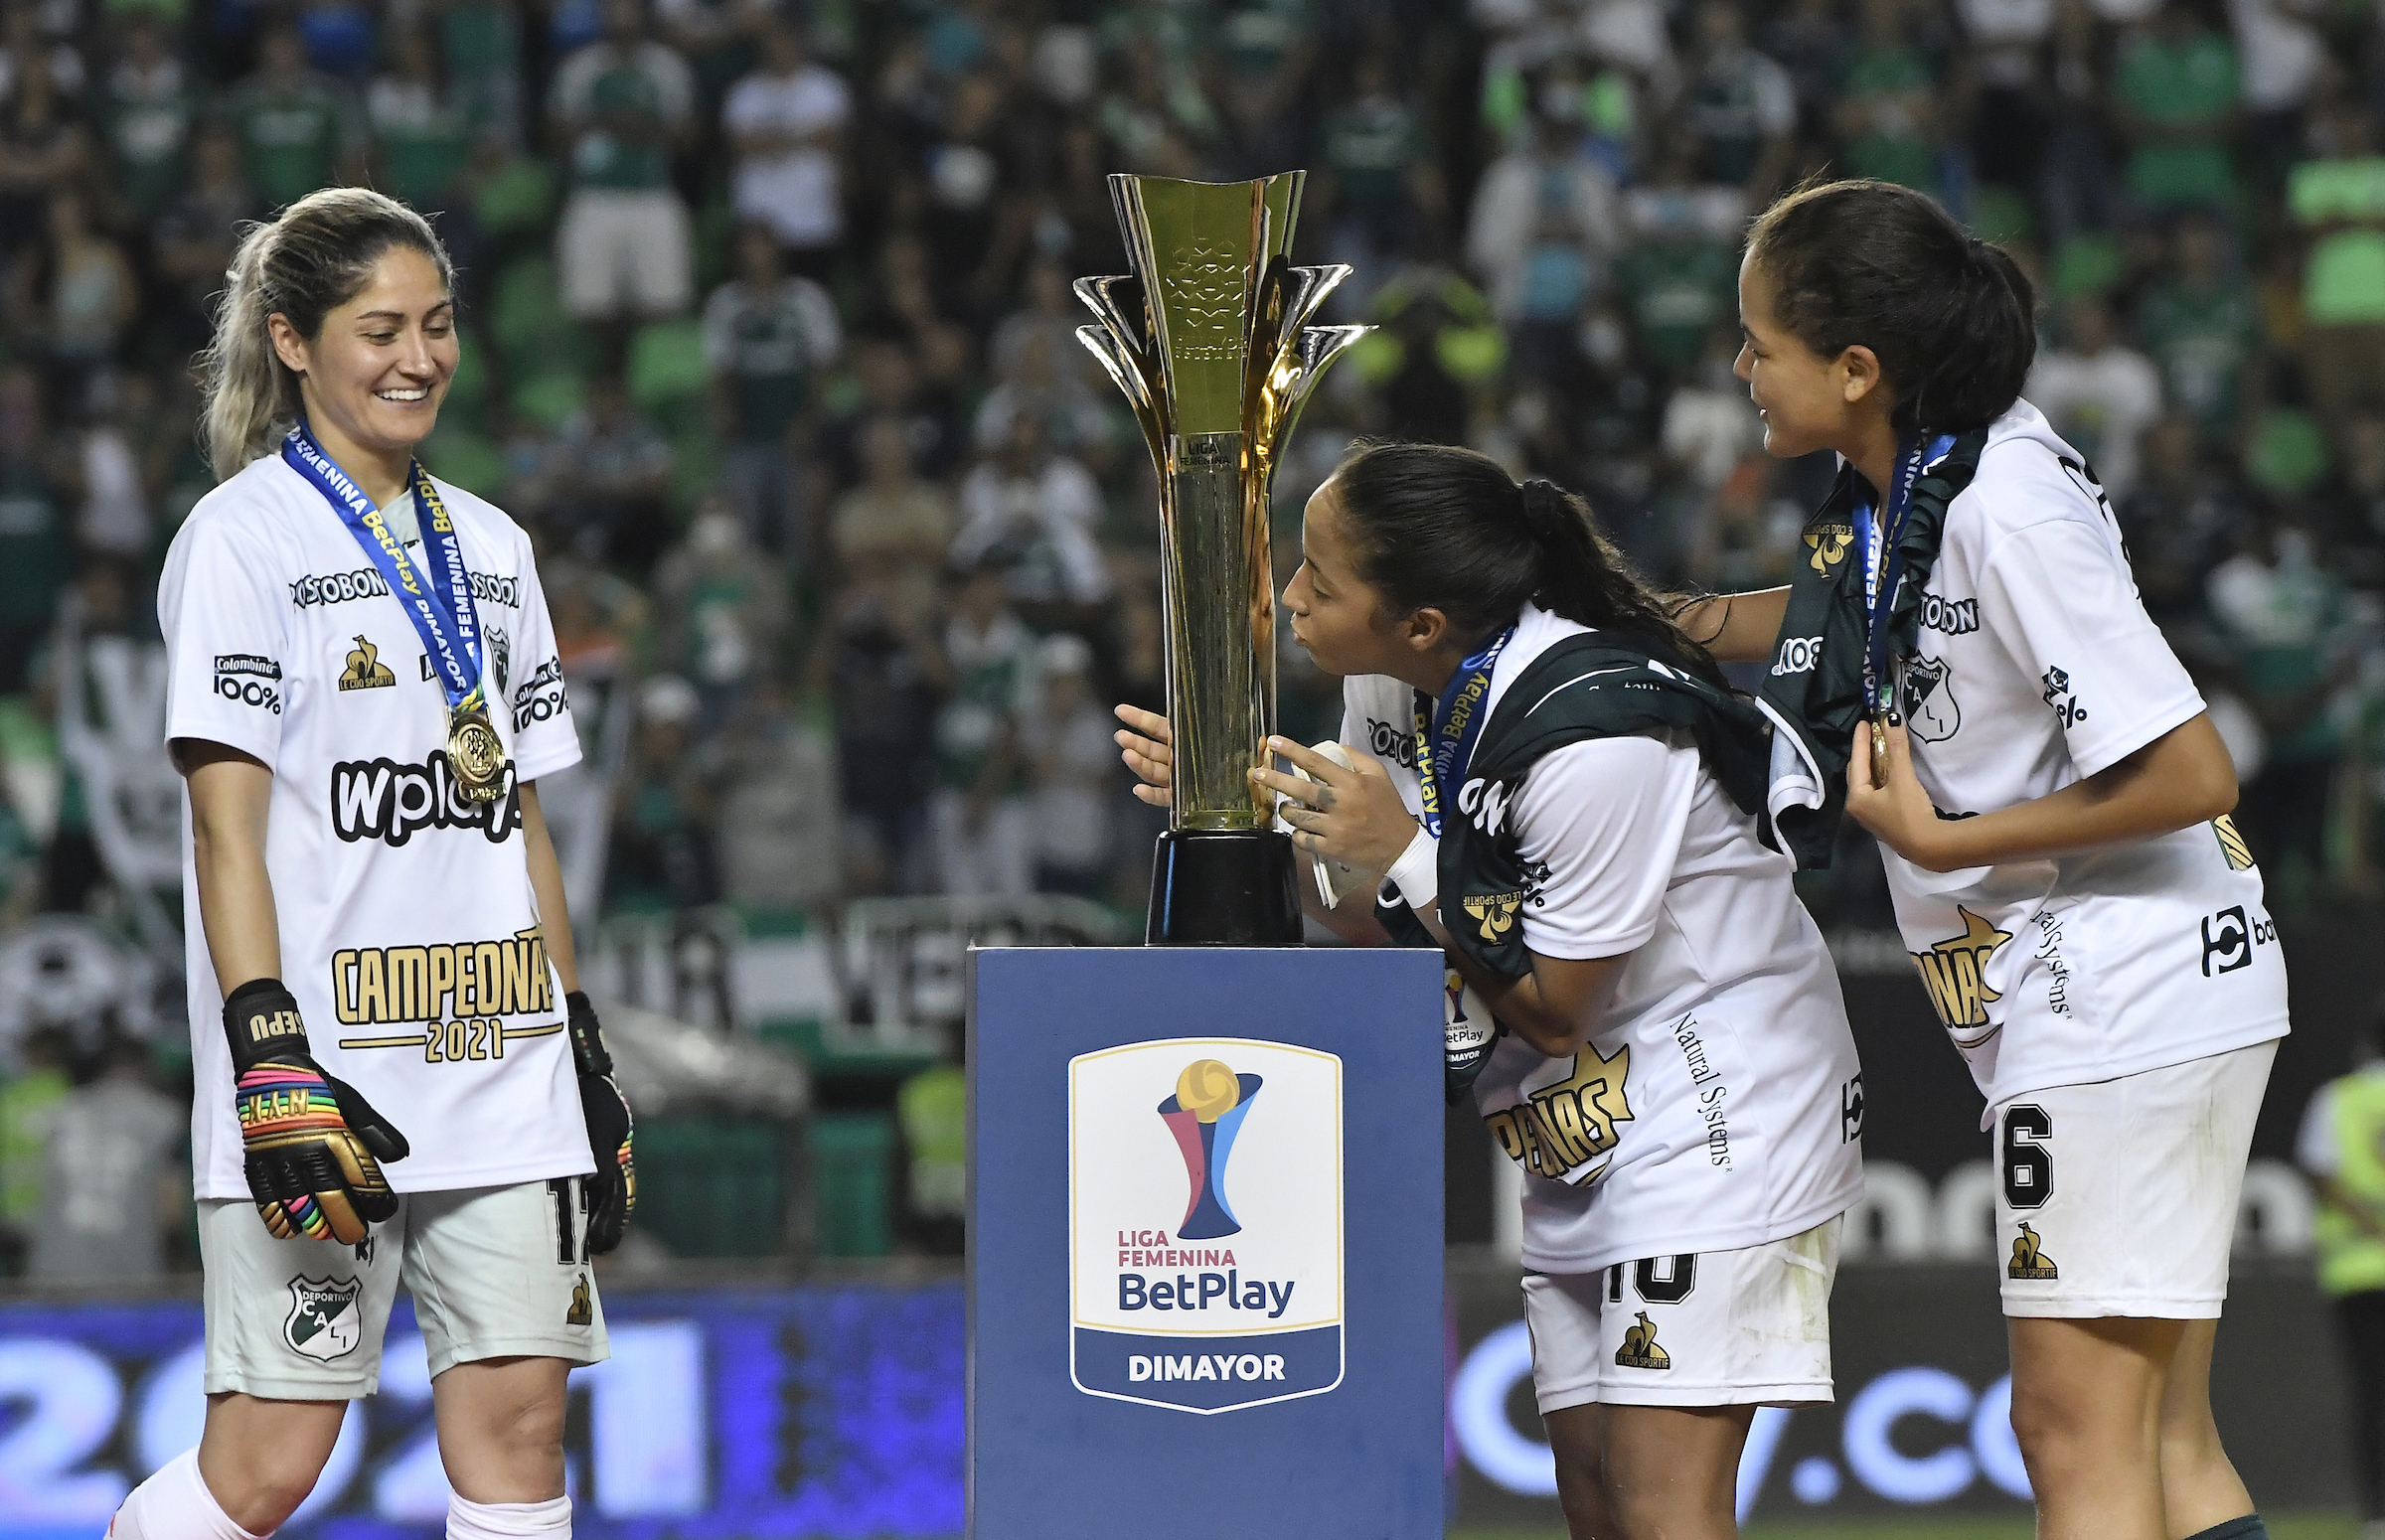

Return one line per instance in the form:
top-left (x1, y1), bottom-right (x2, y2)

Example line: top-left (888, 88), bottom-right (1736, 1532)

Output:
top-left (109, 1449), bottom-right (264, 1540)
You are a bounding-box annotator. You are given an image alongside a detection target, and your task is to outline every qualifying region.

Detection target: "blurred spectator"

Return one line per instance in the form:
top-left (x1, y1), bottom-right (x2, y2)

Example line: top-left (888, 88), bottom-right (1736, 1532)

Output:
top-left (990, 257), bottom-right (1093, 392)
top-left (2118, 412), bottom-right (2246, 632)
top-left (0, 36), bottom-right (87, 256)
top-left (0, 1027), bottom-right (68, 1273)
top-left (701, 222), bottom-right (840, 554)
top-left (952, 413), bottom-right (1112, 612)
top-left (2136, 213), bottom-right (2260, 439)
top-left (1960, 0), bottom-right (2057, 192)
top-left (29, 1036), bottom-right (182, 1284)
top-left (366, 23), bottom-right (478, 215)
top-left (1466, 107), bottom-right (1622, 331)
top-left (1322, 50), bottom-right (1441, 277)
top-left (1618, 153), bottom-right (1743, 378)
top-left (831, 413), bottom-right (955, 624)
top-left (228, 22), bottom-right (352, 212)
top-left (721, 13), bottom-right (850, 281)
top-left (0, 4), bottom-right (81, 107)
top-left (76, 371), bottom-right (148, 559)
top-left (0, 365), bottom-right (76, 692)
top-left (2294, 97), bottom-right (2385, 438)
top-left (1680, 0), bottom-right (1797, 200)
top-left (1835, 0), bottom-right (1941, 191)
top-left (2114, 0), bottom-right (2240, 211)
top-left (550, 0), bottom-right (695, 327)
top-left (653, 502), bottom-right (791, 730)
top-left (6, 189), bottom-right (134, 390)
top-left (609, 673), bottom-right (719, 910)
top-left (91, 11), bottom-right (188, 227)
top-left (2206, 505), bottom-right (2357, 885)
top-left (971, 328), bottom-right (1109, 461)
top-left (550, 369), bottom-right (672, 565)
top-left (2296, 1022), bottom-right (2385, 1539)
top-left (151, 120), bottom-right (260, 355)
top-left (930, 562), bottom-right (1034, 896)
top-left (2027, 296), bottom-right (2165, 499)
top-left (1027, 632), bottom-right (1114, 897)
top-left (714, 679), bottom-right (841, 911)
top-left (813, 566), bottom-right (947, 894)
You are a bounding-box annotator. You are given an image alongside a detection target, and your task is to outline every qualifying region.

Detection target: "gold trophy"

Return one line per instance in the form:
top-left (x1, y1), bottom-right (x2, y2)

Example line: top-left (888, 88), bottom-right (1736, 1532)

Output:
top-left (1077, 172), bottom-right (1367, 943)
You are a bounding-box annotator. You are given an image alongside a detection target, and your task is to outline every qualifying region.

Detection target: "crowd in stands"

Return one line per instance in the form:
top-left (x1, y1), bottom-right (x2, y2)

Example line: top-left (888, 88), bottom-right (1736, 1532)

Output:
top-left (2, 0), bottom-right (2385, 1269)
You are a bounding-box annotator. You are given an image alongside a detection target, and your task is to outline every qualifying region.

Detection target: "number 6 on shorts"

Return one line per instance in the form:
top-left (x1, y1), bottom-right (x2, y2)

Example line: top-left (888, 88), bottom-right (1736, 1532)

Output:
top-left (2001, 1104), bottom-right (2052, 1209)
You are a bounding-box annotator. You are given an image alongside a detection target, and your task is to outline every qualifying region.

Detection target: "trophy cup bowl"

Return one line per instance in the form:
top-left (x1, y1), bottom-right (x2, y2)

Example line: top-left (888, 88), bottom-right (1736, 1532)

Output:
top-left (1077, 172), bottom-right (1369, 945)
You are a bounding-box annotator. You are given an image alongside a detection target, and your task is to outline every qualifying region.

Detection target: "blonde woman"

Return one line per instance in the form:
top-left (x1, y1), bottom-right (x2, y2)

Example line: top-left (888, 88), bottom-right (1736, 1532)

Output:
top-left (110, 188), bottom-right (633, 1540)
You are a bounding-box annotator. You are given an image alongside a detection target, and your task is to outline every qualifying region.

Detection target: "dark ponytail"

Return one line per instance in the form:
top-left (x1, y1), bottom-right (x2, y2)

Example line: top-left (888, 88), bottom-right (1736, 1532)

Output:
top-left (1330, 441), bottom-right (1724, 686)
top-left (1745, 179), bottom-right (2036, 435)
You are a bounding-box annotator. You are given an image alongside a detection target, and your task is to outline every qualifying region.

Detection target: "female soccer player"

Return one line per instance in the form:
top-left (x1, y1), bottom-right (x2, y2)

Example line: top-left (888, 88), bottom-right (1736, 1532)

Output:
top-left (1118, 442), bottom-right (1863, 1539)
top-left (111, 189), bottom-right (634, 1540)
top-left (1680, 178), bottom-right (2286, 1540)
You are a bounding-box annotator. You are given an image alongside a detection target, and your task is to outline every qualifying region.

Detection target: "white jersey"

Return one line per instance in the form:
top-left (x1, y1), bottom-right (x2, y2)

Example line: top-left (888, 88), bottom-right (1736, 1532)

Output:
top-left (1344, 604), bottom-right (1863, 1275)
top-left (1881, 398), bottom-right (2289, 1108)
top-left (161, 453), bottom-right (590, 1201)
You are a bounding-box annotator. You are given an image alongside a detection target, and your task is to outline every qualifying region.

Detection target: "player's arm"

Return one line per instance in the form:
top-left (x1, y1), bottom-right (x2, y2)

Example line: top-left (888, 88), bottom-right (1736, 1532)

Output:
top-left (523, 780), bottom-right (636, 1252)
top-left (1850, 711), bottom-right (2236, 872)
top-left (1668, 586), bottom-right (1790, 664)
top-left (178, 736), bottom-right (408, 1245)
top-left (519, 783), bottom-right (581, 993)
top-left (1390, 907), bottom-right (1626, 1059)
top-left (181, 738), bottom-right (281, 992)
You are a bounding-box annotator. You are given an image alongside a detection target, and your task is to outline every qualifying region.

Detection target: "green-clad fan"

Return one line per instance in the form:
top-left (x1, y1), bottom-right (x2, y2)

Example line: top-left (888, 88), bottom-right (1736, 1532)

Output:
top-left (2298, 1028), bottom-right (2385, 1540)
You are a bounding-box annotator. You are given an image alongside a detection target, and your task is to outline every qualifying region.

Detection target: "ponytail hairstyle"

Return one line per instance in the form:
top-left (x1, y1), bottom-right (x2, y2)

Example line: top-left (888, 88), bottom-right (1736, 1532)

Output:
top-left (1329, 441), bottom-right (1725, 687)
top-left (199, 187), bottom-right (455, 482)
top-left (1744, 178), bottom-right (2036, 435)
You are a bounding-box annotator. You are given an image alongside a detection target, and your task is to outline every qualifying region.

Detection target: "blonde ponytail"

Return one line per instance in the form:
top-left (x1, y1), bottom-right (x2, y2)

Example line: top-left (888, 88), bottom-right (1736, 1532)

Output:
top-left (194, 187), bottom-right (456, 483)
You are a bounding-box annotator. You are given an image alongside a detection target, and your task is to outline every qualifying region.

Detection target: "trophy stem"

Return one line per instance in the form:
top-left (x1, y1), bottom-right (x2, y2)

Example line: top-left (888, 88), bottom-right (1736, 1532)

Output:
top-left (1147, 830), bottom-right (1302, 945)
top-left (1164, 432), bottom-right (1271, 830)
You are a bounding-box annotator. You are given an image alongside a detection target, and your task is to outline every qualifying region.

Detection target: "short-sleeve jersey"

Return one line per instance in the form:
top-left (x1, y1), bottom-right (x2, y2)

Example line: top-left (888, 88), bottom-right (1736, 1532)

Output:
top-left (1343, 604), bottom-right (1863, 1275)
top-left (160, 453), bottom-right (590, 1201)
top-left (1881, 398), bottom-right (2289, 1108)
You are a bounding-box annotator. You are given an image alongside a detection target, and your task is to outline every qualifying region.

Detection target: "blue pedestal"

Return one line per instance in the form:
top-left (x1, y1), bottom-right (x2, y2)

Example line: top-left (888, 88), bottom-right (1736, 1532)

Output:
top-left (967, 945), bottom-right (1446, 1540)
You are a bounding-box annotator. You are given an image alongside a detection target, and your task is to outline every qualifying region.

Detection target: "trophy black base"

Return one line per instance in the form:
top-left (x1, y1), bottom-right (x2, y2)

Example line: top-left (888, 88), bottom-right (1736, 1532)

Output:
top-left (1145, 829), bottom-right (1304, 946)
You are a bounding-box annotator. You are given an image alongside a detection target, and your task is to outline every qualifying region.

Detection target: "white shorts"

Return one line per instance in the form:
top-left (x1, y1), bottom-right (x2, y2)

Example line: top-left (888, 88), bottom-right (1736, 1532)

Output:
top-left (200, 1178), bottom-right (609, 1400)
top-left (556, 187), bottom-right (693, 319)
top-left (1520, 1215), bottom-right (1841, 1413)
top-left (1992, 1036), bottom-right (2277, 1319)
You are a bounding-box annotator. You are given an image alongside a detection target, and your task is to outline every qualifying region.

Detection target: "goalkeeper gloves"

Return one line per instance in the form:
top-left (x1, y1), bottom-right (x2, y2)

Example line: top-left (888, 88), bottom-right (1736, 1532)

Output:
top-left (564, 991), bottom-right (636, 1254)
top-left (224, 979), bottom-right (408, 1244)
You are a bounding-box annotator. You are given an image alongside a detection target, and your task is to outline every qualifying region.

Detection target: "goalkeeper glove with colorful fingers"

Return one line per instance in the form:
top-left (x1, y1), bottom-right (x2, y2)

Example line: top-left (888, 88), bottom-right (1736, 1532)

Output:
top-left (564, 991), bottom-right (636, 1254)
top-left (225, 978), bottom-right (409, 1245)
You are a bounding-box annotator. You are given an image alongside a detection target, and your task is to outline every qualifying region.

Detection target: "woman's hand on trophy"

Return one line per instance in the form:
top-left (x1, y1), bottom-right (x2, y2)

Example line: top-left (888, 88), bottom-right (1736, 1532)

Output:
top-left (1114, 703), bottom-right (1173, 807)
top-left (1254, 737), bottom-right (1419, 873)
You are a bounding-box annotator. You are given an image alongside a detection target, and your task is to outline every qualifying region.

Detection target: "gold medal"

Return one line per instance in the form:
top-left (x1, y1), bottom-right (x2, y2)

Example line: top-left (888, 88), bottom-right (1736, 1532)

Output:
top-left (446, 705), bottom-right (509, 803)
top-left (1869, 715), bottom-right (1889, 773)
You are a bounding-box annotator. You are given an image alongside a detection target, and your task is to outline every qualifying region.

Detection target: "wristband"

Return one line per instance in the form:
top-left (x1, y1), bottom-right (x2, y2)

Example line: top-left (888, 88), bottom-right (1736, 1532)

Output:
top-left (222, 978), bottom-right (308, 1073)
top-left (565, 991), bottom-right (614, 1078)
top-left (1387, 825), bottom-right (1438, 913)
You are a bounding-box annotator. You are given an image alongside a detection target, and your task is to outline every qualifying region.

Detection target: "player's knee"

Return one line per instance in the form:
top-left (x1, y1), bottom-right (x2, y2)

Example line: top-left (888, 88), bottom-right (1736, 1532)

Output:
top-left (215, 1446), bottom-right (331, 1531)
top-left (2009, 1373), bottom-right (2155, 1468)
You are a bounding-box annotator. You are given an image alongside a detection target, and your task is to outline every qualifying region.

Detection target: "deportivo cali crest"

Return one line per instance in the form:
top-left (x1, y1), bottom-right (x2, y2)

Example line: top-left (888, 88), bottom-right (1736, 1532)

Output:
top-left (284, 1274), bottom-right (364, 1361)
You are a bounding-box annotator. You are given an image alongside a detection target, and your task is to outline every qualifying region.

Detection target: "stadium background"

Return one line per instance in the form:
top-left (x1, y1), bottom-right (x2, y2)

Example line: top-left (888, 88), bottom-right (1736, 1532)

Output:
top-left (0, 0), bottom-right (2378, 1532)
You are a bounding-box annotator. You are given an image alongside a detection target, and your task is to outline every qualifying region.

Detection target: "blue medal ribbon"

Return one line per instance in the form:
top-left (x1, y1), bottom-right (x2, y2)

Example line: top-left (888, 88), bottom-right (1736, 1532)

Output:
top-left (1411, 623), bottom-right (1515, 839)
top-left (1852, 434), bottom-right (1957, 721)
top-left (280, 420), bottom-right (489, 719)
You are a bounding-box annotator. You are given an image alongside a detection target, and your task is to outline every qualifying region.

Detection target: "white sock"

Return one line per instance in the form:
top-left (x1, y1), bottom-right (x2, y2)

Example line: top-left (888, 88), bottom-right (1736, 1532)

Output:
top-left (447, 1492), bottom-right (571, 1539)
top-left (108, 1449), bottom-right (266, 1540)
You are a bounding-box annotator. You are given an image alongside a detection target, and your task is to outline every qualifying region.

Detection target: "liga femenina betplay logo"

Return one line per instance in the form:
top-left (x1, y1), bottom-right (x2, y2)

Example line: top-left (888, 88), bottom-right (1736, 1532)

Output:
top-left (1069, 1037), bottom-right (1344, 1413)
